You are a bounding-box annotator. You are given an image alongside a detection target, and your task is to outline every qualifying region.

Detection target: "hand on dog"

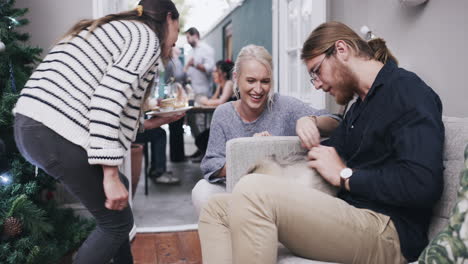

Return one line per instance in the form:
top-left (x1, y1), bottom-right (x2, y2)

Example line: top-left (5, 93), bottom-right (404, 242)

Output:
top-left (296, 116), bottom-right (320, 149)
top-left (307, 145), bottom-right (346, 187)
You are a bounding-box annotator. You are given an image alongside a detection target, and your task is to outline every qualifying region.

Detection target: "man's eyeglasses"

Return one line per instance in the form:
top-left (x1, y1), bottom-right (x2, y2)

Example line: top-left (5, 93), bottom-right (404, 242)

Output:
top-left (309, 55), bottom-right (327, 85)
top-left (309, 47), bottom-right (335, 85)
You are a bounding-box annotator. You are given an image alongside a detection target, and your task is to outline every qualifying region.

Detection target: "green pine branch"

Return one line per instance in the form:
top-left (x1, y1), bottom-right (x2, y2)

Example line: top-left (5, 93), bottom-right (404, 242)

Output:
top-left (7, 195), bottom-right (53, 239)
top-left (0, 2), bottom-right (95, 263)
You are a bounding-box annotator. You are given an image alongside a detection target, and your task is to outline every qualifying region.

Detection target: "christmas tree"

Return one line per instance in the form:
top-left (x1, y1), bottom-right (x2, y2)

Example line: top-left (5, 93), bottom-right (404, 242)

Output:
top-left (0, 1), bottom-right (94, 263)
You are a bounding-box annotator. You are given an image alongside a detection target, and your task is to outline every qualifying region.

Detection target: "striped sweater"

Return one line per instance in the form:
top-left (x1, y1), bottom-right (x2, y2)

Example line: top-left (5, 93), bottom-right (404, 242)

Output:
top-left (14, 20), bottom-right (160, 166)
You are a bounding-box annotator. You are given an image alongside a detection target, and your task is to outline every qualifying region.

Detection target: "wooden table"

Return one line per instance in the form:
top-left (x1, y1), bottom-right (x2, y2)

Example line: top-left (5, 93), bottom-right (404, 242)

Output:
top-left (186, 105), bottom-right (216, 114)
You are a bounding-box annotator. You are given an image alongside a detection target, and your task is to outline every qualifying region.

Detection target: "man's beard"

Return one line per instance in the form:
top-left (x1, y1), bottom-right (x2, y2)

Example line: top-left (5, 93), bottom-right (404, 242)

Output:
top-left (330, 60), bottom-right (358, 105)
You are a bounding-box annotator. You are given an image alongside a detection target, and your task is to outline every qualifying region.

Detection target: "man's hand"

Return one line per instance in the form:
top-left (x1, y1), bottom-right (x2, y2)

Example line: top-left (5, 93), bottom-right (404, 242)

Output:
top-left (253, 131), bottom-right (272, 137)
top-left (102, 166), bottom-right (128, 210)
top-left (187, 57), bottom-right (194, 67)
top-left (144, 113), bottom-right (185, 130)
top-left (307, 145), bottom-right (346, 187)
top-left (184, 58), bottom-right (194, 72)
top-left (296, 116), bottom-right (320, 149)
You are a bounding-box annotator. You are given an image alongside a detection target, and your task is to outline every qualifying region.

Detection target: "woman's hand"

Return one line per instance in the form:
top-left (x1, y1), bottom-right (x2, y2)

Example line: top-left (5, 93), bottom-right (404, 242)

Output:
top-left (198, 96), bottom-right (209, 105)
top-left (296, 116), bottom-right (320, 149)
top-left (253, 131), bottom-right (272, 137)
top-left (102, 165), bottom-right (128, 210)
top-left (144, 113), bottom-right (185, 130)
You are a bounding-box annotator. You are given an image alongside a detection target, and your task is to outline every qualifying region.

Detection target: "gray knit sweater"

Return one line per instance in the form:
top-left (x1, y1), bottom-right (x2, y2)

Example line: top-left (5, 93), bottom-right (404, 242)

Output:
top-left (201, 94), bottom-right (336, 182)
top-left (14, 20), bottom-right (160, 166)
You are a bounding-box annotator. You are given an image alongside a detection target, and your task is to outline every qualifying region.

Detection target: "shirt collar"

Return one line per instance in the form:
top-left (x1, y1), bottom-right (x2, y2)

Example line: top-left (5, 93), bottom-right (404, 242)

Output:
top-left (364, 59), bottom-right (398, 100)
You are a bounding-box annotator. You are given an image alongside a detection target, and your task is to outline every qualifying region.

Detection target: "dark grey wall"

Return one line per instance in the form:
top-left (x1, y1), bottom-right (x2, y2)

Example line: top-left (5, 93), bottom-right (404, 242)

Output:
top-left (203, 0), bottom-right (272, 62)
top-left (328, 0), bottom-right (468, 117)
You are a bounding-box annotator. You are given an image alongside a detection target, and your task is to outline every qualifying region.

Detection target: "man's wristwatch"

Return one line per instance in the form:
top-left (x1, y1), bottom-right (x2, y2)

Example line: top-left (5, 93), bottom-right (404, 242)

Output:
top-left (339, 168), bottom-right (353, 190)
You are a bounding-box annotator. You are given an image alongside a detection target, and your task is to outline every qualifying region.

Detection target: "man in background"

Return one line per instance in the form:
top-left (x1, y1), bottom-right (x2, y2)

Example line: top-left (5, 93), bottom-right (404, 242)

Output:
top-left (166, 47), bottom-right (187, 163)
top-left (184, 27), bottom-right (215, 159)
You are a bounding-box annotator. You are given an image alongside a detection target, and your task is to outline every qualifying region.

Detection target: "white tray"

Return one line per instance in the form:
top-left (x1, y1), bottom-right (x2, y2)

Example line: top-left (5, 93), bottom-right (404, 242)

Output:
top-left (145, 106), bottom-right (192, 117)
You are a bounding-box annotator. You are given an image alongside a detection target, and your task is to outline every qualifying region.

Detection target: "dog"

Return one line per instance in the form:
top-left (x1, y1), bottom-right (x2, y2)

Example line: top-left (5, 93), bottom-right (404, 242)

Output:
top-left (246, 154), bottom-right (338, 196)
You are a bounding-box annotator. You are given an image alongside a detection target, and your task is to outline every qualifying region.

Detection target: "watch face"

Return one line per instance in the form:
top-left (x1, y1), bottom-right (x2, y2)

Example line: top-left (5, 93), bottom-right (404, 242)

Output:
top-left (340, 168), bottom-right (353, 179)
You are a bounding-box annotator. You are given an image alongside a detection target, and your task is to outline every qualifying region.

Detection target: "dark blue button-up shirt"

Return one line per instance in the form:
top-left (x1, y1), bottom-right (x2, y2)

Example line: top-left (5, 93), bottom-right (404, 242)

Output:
top-left (324, 60), bottom-right (444, 261)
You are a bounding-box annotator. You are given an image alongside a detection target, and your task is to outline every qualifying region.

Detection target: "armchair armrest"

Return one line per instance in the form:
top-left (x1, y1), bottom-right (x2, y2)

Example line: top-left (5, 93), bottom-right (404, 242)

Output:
top-left (225, 136), bottom-right (307, 192)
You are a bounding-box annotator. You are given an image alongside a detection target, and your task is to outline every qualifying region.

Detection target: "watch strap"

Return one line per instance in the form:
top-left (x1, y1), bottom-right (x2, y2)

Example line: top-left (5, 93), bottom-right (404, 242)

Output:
top-left (340, 177), bottom-right (347, 190)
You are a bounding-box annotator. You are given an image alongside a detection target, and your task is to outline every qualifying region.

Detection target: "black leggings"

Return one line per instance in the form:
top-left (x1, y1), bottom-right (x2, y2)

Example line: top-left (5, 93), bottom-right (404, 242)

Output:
top-left (14, 114), bottom-right (133, 264)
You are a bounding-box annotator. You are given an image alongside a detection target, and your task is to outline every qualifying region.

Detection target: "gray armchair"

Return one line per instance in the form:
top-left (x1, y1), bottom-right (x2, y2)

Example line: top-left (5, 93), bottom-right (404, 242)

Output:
top-left (224, 116), bottom-right (468, 264)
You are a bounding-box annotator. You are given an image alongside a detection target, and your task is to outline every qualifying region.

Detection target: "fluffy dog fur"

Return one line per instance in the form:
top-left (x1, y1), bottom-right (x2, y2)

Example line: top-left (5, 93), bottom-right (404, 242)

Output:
top-left (247, 154), bottom-right (338, 196)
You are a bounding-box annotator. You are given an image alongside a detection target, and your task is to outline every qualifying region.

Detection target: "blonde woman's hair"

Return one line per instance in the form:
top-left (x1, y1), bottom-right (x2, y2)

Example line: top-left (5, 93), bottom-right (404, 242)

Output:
top-left (232, 45), bottom-right (275, 107)
top-left (301, 21), bottom-right (398, 65)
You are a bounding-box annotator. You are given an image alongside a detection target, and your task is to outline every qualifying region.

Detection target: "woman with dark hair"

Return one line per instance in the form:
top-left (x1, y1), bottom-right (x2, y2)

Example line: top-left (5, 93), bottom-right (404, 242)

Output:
top-left (190, 60), bottom-right (236, 162)
top-left (13, 1), bottom-right (180, 263)
top-left (198, 59), bottom-right (236, 106)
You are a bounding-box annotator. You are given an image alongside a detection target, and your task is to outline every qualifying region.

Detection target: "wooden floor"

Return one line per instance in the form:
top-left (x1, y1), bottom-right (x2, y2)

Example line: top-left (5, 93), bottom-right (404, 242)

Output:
top-left (131, 231), bottom-right (202, 264)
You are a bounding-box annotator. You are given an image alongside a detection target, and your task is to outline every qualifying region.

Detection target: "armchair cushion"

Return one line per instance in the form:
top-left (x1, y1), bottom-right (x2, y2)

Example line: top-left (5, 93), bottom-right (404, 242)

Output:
top-left (226, 136), bottom-right (306, 192)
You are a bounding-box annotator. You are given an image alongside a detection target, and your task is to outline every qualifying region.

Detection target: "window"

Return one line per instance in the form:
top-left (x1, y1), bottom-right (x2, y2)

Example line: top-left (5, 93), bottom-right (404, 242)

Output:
top-left (93, 0), bottom-right (128, 18)
top-left (223, 22), bottom-right (233, 61)
top-left (273, 0), bottom-right (327, 109)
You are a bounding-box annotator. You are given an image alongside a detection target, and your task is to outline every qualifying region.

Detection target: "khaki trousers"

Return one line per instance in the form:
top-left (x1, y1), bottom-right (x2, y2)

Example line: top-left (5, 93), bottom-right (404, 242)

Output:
top-left (198, 174), bottom-right (406, 264)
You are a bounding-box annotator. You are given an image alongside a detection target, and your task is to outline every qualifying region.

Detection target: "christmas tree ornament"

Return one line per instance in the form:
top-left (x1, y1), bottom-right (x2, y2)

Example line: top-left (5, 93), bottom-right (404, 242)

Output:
top-left (0, 40), bottom-right (5, 52)
top-left (6, 16), bottom-right (20, 29)
top-left (3, 217), bottom-right (23, 238)
top-left (0, 173), bottom-right (10, 184)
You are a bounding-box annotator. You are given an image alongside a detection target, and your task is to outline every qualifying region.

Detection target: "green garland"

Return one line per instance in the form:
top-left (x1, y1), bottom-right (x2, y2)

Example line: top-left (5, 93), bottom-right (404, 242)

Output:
top-left (0, 1), bottom-right (94, 263)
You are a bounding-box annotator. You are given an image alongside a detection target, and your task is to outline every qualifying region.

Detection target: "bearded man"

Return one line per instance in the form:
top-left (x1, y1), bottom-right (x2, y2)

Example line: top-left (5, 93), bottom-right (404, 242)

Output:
top-left (197, 21), bottom-right (444, 264)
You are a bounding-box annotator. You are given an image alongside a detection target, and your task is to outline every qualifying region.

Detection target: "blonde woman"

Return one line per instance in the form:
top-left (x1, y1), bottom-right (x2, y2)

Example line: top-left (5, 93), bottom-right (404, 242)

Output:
top-left (191, 45), bottom-right (340, 215)
top-left (13, 1), bottom-right (181, 263)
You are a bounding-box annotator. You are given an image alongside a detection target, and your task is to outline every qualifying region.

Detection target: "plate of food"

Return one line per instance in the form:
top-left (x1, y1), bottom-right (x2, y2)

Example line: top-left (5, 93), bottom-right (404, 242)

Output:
top-left (146, 98), bottom-right (192, 117)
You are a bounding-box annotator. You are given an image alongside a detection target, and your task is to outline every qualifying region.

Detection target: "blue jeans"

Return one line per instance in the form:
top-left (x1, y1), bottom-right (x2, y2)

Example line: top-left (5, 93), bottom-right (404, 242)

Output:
top-left (135, 127), bottom-right (166, 175)
top-left (14, 114), bottom-right (133, 264)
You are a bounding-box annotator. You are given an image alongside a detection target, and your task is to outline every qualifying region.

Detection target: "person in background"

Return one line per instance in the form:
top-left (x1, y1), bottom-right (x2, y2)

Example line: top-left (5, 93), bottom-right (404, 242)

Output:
top-left (191, 45), bottom-right (340, 215)
top-left (198, 59), bottom-right (236, 106)
top-left (134, 123), bottom-right (180, 184)
top-left (13, 1), bottom-right (181, 263)
top-left (166, 46), bottom-right (187, 163)
top-left (184, 27), bottom-right (215, 159)
top-left (190, 60), bottom-right (236, 163)
top-left (184, 27), bottom-right (215, 97)
top-left (198, 22), bottom-right (444, 264)
top-left (166, 46), bottom-right (186, 85)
